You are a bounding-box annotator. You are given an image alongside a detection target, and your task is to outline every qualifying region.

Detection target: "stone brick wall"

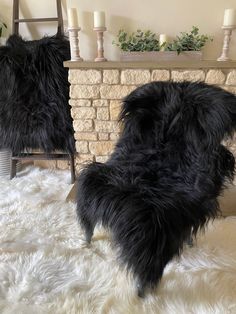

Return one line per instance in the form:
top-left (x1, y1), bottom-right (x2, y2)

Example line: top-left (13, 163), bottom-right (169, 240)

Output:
top-left (67, 67), bottom-right (236, 172)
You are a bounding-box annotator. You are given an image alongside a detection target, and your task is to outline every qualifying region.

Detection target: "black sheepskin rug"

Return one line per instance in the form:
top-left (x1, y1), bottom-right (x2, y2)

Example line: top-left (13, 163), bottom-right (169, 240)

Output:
top-left (76, 81), bottom-right (236, 297)
top-left (0, 34), bottom-right (75, 154)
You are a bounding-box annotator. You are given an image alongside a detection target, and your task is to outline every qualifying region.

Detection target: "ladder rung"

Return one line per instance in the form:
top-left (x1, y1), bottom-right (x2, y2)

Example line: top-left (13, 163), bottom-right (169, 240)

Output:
top-left (14, 17), bottom-right (59, 23)
top-left (12, 0), bottom-right (64, 40)
top-left (12, 153), bottom-right (70, 161)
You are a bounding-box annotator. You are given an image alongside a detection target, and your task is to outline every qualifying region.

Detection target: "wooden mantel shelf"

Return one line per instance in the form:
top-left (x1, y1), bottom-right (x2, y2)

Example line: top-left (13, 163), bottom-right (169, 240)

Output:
top-left (64, 60), bottom-right (236, 69)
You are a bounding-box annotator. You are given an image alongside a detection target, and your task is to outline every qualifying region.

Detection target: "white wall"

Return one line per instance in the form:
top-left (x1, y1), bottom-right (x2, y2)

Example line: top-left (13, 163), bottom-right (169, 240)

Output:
top-left (0, 0), bottom-right (235, 61)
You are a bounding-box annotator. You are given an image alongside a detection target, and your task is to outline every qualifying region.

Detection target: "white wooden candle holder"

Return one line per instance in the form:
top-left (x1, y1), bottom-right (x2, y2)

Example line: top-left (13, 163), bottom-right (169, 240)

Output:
top-left (94, 27), bottom-right (107, 62)
top-left (217, 26), bottom-right (235, 61)
top-left (68, 27), bottom-right (83, 61)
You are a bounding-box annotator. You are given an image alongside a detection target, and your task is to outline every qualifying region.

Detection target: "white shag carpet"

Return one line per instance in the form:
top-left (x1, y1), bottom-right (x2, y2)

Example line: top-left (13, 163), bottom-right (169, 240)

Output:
top-left (0, 166), bottom-right (236, 314)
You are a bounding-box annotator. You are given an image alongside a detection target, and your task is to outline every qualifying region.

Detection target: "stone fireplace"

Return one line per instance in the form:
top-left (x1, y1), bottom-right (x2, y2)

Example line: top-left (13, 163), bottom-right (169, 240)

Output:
top-left (63, 61), bottom-right (236, 172)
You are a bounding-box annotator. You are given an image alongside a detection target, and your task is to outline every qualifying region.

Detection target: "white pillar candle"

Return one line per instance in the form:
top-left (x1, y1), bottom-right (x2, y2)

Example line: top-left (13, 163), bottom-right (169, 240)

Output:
top-left (223, 8), bottom-right (236, 26)
top-left (159, 34), bottom-right (168, 51)
top-left (94, 11), bottom-right (106, 28)
top-left (68, 8), bottom-right (79, 28)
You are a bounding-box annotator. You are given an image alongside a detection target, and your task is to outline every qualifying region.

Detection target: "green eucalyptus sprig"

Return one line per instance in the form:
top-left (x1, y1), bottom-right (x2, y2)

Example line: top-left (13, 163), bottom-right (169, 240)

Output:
top-left (0, 21), bottom-right (7, 37)
top-left (113, 26), bottom-right (212, 54)
top-left (112, 29), bottom-right (160, 52)
top-left (165, 26), bottom-right (213, 54)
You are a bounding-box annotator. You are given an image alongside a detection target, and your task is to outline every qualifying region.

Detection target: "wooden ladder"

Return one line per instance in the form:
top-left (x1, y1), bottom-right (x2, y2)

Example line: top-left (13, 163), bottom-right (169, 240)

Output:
top-left (12, 0), bottom-right (64, 36)
top-left (10, 0), bottom-right (76, 184)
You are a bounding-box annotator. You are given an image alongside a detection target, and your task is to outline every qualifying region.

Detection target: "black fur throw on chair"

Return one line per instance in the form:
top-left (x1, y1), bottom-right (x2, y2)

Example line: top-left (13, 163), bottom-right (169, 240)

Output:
top-left (76, 81), bottom-right (236, 297)
top-left (0, 34), bottom-right (75, 154)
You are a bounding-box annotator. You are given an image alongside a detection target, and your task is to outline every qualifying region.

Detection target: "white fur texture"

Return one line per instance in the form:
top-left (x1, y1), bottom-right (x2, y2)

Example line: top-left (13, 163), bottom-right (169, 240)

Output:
top-left (0, 166), bottom-right (236, 314)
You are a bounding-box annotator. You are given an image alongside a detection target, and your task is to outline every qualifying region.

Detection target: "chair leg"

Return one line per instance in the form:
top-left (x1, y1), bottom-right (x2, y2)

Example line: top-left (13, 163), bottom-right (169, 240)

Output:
top-left (70, 154), bottom-right (76, 184)
top-left (186, 234), bottom-right (194, 247)
top-left (10, 157), bottom-right (17, 180)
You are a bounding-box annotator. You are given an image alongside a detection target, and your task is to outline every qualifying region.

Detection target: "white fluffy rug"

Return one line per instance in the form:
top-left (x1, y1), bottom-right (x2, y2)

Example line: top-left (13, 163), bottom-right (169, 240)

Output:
top-left (0, 166), bottom-right (236, 314)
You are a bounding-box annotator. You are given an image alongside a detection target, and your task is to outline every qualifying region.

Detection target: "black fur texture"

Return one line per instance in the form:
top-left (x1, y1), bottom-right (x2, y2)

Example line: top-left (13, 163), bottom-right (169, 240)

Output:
top-left (76, 81), bottom-right (236, 296)
top-left (0, 34), bottom-right (75, 154)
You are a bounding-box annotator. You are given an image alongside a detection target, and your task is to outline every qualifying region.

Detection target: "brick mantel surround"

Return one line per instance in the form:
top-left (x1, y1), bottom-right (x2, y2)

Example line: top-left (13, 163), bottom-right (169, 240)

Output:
top-left (64, 61), bottom-right (236, 172)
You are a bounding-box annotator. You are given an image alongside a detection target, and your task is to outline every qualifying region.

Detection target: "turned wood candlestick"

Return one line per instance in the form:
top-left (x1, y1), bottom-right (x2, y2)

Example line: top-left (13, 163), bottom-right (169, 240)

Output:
top-left (217, 26), bottom-right (235, 61)
top-left (68, 27), bottom-right (83, 61)
top-left (94, 27), bottom-right (107, 62)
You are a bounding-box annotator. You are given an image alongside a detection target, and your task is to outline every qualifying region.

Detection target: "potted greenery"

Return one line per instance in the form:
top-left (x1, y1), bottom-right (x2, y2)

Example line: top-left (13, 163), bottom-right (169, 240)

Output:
top-left (113, 26), bottom-right (212, 61)
top-left (0, 20), bottom-right (7, 46)
top-left (113, 29), bottom-right (161, 61)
